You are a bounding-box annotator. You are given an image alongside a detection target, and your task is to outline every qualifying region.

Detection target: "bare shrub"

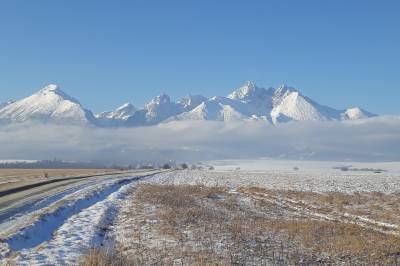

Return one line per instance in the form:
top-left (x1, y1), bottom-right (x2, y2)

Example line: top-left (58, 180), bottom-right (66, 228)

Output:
top-left (162, 163), bottom-right (171, 169)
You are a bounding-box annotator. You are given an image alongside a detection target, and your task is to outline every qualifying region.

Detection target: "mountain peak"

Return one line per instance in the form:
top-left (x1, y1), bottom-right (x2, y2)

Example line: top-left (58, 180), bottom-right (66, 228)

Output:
top-left (243, 80), bottom-right (255, 89)
top-left (0, 84), bottom-right (95, 125)
top-left (228, 81), bottom-right (261, 100)
top-left (240, 80), bottom-right (256, 94)
top-left (341, 107), bottom-right (376, 120)
top-left (39, 84), bottom-right (61, 93)
top-left (227, 81), bottom-right (275, 103)
top-left (35, 84), bottom-right (80, 105)
top-left (96, 102), bottom-right (137, 124)
top-left (116, 102), bottom-right (135, 111)
top-left (148, 94), bottom-right (171, 106)
top-left (1, 81), bottom-right (378, 127)
top-left (179, 94), bottom-right (207, 109)
top-left (274, 83), bottom-right (296, 97)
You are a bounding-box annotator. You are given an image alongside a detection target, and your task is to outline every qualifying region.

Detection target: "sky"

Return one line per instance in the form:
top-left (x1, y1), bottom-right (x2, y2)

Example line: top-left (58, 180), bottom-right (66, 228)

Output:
top-left (0, 0), bottom-right (399, 114)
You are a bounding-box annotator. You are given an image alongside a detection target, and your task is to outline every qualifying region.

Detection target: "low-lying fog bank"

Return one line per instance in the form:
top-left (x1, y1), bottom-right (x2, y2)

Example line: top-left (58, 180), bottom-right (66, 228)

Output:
top-left (0, 117), bottom-right (399, 163)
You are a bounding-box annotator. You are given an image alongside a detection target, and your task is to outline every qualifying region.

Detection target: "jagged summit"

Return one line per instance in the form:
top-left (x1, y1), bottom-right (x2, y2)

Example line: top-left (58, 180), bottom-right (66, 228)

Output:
top-left (274, 83), bottom-right (297, 97)
top-left (228, 81), bottom-right (262, 100)
top-left (116, 102), bottom-right (134, 111)
top-left (147, 94), bottom-right (171, 106)
top-left (125, 93), bottom-right (183, 126)
top-left (96, 102), bottom-right (137, 125)
top-left (179, 95), bottom-right (207, 109)
top-left (0, 81), bottom-right (377, 127)
top-left (227, 81), bottom-right (275, 104)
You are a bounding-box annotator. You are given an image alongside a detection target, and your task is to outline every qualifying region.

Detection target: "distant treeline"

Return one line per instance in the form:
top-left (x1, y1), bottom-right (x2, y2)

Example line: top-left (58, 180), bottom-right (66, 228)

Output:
top-left (0, 160), bottom-right (107, 169)
top-left (333, 165), bottom-right (387, 173)
top-left (0, 159), bottom-right (210, 170)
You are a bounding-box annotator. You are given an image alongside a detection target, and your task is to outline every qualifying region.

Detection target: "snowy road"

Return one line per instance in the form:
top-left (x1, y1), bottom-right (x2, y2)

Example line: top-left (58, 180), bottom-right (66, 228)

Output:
top-left (0, 169), bottom-right (164, 265)
top-left (0, 170), bottom-right (151, 224)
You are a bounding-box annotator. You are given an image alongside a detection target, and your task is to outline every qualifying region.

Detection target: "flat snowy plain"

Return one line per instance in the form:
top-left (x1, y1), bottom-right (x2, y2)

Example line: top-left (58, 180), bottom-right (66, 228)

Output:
top-left (150, 159), bottom-right (400, 193)
top-left (1, 160), bottom-right (399, 265)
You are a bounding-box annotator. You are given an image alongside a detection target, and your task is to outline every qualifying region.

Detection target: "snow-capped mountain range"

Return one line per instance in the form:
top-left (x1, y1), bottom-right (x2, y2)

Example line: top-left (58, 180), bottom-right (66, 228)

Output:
top-left (0, 82), bottom-right (376, 126)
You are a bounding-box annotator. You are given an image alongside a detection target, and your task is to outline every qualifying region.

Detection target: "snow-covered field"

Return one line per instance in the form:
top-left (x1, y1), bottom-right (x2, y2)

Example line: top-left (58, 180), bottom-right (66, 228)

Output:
top-left (111, 164), bottom-right (400, 265)
top-left (148, 159), bottom-right (400, 194)
top-left (210, 159), bottom-right (400, 174)
top-left (1, 160), bottom-right (400, 265)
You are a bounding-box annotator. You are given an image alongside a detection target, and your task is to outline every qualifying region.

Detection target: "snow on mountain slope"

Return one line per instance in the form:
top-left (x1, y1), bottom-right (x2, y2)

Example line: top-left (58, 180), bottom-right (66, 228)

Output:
top-left (172, 97), bottom-right (246, 122)
top-left (178, 95), bottom-right (207, 111)
top-left (97, 103), bottom-right (136, 120)
top-left (271, 84), bottom-right (378, 123)
top-left (95, 103), bottom-right (137, 126)
top-left (171, 82), bottom-right (273, 122)
top-left (125, 94), bottom-right (184, 126)
top-left (0, 81), bottom-right (377, 127)
top-left (228, 81), bottom-right (274, 104)
top-left (172, 81), bottom-right (376, 124)
top-left (0, 84), bottom-right (96, 125)
top-left (227, 81), bottom-right (275, 118)
top-left (0, 100), bottom-right (15, 109)
top-left (270, 84), bottom-right (341, 123)
top-left (341, 107), bottom-right (376, 120)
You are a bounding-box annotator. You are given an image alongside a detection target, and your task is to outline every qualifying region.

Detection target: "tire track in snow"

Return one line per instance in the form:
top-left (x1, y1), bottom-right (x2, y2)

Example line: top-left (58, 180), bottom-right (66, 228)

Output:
top-left (241, 190), bottom-right (400, 236)
top-left (0, 171), bottom-right (163, 263)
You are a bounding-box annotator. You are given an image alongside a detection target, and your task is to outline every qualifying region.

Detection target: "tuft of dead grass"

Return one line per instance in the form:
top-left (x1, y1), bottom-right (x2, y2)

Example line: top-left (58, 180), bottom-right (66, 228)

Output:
top-left (78, 248), bottom-right (134, 266)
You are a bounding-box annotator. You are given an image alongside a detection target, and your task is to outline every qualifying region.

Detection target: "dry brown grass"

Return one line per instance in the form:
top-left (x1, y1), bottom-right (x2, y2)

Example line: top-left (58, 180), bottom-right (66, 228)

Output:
top-left (0, 169), bottom-right (115, 191)
top-left (256, 219), bottom-right (400, 264)
top-left (243, 187), bottom-right (400, 226)
top-left (0, 168), bottom-right (113, 179)
top-left (96, 184), bottom-right (400, 265)
top-left (78, 248), bottom-right (135, 266)
top-left (136, 185), bottom-right (226, 207)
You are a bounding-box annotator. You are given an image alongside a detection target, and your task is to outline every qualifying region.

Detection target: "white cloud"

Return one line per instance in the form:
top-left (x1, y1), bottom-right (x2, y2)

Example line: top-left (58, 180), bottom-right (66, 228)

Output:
top-left (0, 116), bottom-right (399, 163)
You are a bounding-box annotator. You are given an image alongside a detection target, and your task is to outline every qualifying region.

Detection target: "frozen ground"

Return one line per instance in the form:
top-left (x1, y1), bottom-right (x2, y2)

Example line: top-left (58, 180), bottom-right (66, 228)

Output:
top-left (147, 160), bottom-right (400, 194)
top-left (1, 159), bottom-right (400, 265)
top-left (110, 182), bottom-right (400, 265)
top-left (106, 160), bottom-right (400, 264)
top-left (209, 159), bottom-right (400, 174)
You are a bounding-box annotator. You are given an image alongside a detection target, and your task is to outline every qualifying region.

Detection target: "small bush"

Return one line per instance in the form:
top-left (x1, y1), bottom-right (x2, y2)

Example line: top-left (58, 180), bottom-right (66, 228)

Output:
top-left (162, 163), bottom-right (171, 169)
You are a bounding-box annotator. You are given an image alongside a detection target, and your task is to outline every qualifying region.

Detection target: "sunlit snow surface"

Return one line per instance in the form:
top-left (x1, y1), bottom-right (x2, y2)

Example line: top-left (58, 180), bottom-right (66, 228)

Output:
top-left (148, 159), bottom-right (400, 194)
top-left (2, 161), bottom-right (400, 265)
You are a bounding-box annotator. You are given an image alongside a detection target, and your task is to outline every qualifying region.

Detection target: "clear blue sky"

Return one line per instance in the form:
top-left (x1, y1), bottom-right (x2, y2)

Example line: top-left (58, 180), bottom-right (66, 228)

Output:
top-left (0, 0), bottom-right (399, 114)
